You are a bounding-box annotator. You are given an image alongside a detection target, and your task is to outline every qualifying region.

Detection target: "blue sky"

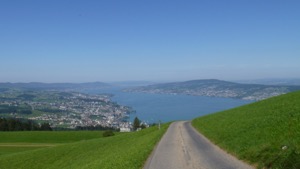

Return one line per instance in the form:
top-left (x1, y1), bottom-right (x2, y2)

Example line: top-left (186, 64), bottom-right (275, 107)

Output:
top-left (1, 0), bottom-right (299, 83)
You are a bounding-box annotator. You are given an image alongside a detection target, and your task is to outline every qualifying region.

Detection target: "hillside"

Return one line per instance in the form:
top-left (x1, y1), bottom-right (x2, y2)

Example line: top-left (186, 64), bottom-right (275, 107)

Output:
top-left (0, 124), bottom-right (169, 169)
top-left (125, 79), bottom-right (300, 100)
top-left (0, 131), bottom-right (106, 156)
top-left (192, 91), bottom-right (300, 169)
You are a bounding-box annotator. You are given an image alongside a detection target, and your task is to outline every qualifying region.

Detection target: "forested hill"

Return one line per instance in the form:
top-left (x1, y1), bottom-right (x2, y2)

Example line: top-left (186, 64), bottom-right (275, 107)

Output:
top-left (124, 79), bottom-right (300, 100)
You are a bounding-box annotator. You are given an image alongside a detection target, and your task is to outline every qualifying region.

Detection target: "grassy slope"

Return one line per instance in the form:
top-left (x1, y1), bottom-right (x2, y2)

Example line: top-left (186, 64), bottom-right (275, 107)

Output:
top-left (0, 131), bottom-right (107, 143)
top-left (0, 146), bottom-right (45, 156)
top-left (192, 91), bottom-right (300, 169)
top-left (0, 124), bottom-right (169, 169)
top-left (0, 131), bottom-right (110, 156)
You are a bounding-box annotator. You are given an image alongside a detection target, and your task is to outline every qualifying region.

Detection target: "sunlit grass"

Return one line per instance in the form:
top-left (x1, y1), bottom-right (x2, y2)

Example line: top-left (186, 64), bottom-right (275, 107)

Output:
top-left (0, 124), bottom-right (169, 169)
top-left (0, 131), bottom-right (106, 143)
top-left (192, 91), bottom-right (300, 169)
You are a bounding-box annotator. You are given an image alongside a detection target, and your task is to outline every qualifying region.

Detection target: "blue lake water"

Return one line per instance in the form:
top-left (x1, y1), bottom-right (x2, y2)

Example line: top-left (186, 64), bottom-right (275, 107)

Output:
top-left (84, 88), bottom-right (252, 123)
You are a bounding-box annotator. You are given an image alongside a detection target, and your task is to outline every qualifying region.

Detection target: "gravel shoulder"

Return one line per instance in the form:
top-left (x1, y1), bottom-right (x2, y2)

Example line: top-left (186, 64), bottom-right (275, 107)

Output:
top-left (144, 121), bottom-right (254, 169)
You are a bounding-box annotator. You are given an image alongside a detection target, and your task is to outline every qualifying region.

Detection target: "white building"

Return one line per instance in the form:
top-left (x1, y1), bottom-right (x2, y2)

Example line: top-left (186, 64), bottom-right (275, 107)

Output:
top-left (120, 127), bottom-right (131, 132)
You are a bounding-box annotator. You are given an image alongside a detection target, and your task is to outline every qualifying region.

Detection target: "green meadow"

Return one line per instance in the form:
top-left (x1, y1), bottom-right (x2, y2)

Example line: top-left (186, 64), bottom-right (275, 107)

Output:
top-left (0, 131), bottom-right (110, 156)
top-left (192, 91), bottom-right (300, 169)
top-left (0, 124), bottom-right (169, 169)
top-left (0, 131), bottom-right (106, 144)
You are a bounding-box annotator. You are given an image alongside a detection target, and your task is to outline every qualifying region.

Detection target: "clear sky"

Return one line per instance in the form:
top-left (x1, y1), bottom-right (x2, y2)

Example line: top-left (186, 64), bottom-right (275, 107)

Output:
top-left (1, 0), bottom-right (299, 83)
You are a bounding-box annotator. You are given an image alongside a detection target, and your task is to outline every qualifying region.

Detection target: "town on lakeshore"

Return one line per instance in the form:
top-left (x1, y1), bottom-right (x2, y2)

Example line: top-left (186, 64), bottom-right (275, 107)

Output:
top-left (0, 89), bottom-right (134, 130)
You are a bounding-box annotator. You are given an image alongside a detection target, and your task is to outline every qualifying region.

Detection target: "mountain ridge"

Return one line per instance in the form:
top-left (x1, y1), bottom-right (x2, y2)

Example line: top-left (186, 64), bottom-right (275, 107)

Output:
top-left (0, 82), bottom-right (111, 91)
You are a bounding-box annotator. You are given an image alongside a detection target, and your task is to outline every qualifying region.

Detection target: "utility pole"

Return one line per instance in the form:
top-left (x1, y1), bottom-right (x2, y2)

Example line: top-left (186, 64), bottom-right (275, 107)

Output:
top-left (158, 120), bottom-right (161, 130)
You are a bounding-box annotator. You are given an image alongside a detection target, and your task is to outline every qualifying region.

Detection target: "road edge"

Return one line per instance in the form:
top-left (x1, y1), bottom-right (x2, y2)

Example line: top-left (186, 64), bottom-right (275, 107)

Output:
top-left (142, 122), bottom-right (174, 169)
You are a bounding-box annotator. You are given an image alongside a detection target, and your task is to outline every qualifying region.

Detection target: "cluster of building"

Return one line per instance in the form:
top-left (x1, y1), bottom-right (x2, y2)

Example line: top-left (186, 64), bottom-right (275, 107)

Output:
top-left (131, 87), bottom-right (285, 101)
top-left (0, 92), bottom-right (134, 130)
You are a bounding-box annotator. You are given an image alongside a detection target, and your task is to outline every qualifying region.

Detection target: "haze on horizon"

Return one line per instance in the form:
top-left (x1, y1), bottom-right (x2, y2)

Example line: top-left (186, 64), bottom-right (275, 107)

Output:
top-left (1, 1), bottom-right (299, 83)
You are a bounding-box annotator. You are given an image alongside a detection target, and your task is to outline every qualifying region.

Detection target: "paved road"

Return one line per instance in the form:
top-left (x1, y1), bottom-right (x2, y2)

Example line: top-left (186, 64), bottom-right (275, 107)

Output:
top-left (144, 121), bottom-right (254, 169)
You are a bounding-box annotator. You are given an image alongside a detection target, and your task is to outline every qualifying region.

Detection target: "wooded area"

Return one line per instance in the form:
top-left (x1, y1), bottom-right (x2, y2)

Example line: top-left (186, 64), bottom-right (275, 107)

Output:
top-left (0, 118), bottom-right (52, 131)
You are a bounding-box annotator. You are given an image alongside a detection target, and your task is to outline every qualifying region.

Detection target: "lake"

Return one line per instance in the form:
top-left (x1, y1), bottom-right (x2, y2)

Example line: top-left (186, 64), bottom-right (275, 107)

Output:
top-left (84, 87), bottom-right (253, 123)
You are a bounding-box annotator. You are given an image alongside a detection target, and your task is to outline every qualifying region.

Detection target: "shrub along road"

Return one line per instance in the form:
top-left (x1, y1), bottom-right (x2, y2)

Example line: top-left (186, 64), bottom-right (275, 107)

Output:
top-left (144, 121), bottom-right (253, 169)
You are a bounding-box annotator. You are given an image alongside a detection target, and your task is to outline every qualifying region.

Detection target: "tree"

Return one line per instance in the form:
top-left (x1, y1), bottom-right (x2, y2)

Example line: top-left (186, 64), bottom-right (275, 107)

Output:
top-left (133, 117), bottom-right (141, 131)
top-left (103, 130), bottom-right (115, 137)
top-left (140, 123), bottom-right (147, 129)
top-left (0, 118), bottom-right (49, 131)
top-left (40, 123), bottom-right (52, 131)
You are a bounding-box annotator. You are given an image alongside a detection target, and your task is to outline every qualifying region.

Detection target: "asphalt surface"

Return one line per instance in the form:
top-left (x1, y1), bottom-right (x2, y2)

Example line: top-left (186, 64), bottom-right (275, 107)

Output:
top-left (144, 121), bottom-right (254, 169)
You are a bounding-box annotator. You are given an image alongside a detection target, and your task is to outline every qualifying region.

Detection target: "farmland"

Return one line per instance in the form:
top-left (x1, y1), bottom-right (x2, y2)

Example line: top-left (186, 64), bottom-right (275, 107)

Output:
top-left (0, 123), bottom-right (169, 169)
top-left (0, 131), bottom-right (110, 157)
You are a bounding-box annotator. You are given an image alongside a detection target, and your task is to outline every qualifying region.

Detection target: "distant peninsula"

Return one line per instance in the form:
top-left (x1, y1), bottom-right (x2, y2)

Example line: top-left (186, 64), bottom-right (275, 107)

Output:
top-left (124, 79), bottom-right (300, 100)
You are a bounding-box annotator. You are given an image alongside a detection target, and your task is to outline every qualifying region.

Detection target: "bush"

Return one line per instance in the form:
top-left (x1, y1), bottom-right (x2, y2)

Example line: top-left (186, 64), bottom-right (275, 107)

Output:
top-left (102, 130), bottom-right (115, 137)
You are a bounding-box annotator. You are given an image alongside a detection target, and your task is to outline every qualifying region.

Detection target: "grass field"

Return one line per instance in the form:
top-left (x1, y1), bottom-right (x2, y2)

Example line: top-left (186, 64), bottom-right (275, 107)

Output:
top-left (0, 145), bottom-right (48, 156)
top-left (0, 131), bottom-right (110, 156)
top-left (0, 124), bottom-right (169, 169)
top-left (0, 131), bottom-right (107, 143)
top-left (192, 91), bottom-right (300, 169)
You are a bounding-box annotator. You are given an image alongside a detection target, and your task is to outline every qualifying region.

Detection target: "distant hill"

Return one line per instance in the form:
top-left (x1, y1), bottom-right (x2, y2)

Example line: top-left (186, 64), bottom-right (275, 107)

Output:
top-left (192, 90), bottom-right (300, 169)
top-left (237, 78), bottom-right (300, 86)
top-left (124, 79), bottom-right (300, 100)
top-left (0, 82), bottom-right (111, 91)
top-left (109, 81), bottom-right (155, 87)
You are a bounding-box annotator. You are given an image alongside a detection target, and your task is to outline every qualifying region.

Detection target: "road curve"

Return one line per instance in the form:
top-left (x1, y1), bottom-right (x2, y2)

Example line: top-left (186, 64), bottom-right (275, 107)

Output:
top-left (144, 121), bottom-right (254, 169)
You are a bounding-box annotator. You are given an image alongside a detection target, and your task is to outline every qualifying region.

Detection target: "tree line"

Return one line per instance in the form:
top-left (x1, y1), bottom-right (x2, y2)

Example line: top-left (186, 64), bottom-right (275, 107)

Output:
top-left (75, 125), bottom-right (116, 131)
top-left (0, 117), bottom-right (52, 131)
